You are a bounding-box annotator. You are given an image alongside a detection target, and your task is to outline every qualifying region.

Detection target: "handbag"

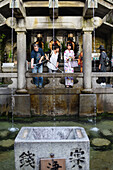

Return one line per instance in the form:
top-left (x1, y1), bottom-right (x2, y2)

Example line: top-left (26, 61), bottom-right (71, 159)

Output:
top-left (71, 60), bottom-right (78, 68)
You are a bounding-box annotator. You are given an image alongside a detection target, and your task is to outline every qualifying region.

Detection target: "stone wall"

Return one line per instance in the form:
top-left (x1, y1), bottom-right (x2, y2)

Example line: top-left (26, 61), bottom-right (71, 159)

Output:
top-left (4, 40), bottom-right (17, 63)
top-left (92, 37), bottom-right (106, 52)
top-left (79, 34), bottom-right (106, 53)
top-left (1, 89), bottom-right (113, 116)
top-left (0, 88), bottom-right (12, 115)
top-left (0, 95), bottom-right (11, 115)
top-left (97, 94), bottom-right (113, 114)
top-left (30, 91), bottom-right (79, 116)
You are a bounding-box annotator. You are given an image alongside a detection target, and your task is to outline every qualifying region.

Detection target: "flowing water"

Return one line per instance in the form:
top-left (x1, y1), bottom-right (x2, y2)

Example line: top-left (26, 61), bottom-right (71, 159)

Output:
top-left (53, 0), bottom-right (55, 43)
top-left (66, 88), bottom-right (70, 114)
top-left (92, 0), bottom-right (96, 53)
top-left (90, 95), bottom-right (99, 132)
top-left (51, 0), bottom-right (56, 125)
top-left (8, 89), bottom-right (19, 132)
top-left (92, 0), bottom-right (97, 72)
top-left (52, 75), bottom-right (56, 126)
top-left (8, 0), bottom-right (19, 133)
top-left (11, 0), bottom-right (14, 63)
top-left (39, 90), bottom-right (43, 115)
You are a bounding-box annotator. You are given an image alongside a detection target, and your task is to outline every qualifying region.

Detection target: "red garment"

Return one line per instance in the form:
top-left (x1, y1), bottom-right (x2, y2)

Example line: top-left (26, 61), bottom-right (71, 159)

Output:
top-left (78, 51), bottom-right (83, 72)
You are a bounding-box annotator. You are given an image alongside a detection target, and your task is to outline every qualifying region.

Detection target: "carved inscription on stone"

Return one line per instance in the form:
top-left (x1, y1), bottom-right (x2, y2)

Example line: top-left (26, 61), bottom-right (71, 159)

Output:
top-left (69, 148), bottom-right (85, 169)
top-left (19, 151), bottom-right (35, 169)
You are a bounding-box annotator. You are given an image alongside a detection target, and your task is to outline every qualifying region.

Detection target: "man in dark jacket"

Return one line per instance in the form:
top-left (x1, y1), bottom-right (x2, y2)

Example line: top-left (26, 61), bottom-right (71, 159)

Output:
top-left (98, 45), bottom-right (107, 86)
top-left (31, 44), bottom-right (44, 88)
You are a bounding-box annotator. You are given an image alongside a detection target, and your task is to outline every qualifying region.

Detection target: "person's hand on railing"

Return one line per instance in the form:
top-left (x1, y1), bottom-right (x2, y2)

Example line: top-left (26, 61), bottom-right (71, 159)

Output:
top-left (31, 65), bottom-right (34, 69)
top-left (56, 62), bottom-right (59, 68)
top-left (31, 58), bottom-right (34, 69)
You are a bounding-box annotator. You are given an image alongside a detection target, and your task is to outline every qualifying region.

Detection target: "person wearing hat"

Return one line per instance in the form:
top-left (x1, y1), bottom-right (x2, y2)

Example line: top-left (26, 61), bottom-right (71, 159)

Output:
top-left (98, 45), bottom-right (107, 86)
top-left (31, 43), bottom-right (44, 88)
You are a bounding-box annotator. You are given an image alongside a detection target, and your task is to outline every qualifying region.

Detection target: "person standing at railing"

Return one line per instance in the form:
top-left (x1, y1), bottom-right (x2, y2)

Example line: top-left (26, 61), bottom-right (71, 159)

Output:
top-left (46, 44), bottom-right (60, 73)
top-left (64, 42), bottom-right (75, 88)
top-left (31, 43), bottom-right (44, 88)
top-left (98, 45), bottom-right (107, 86)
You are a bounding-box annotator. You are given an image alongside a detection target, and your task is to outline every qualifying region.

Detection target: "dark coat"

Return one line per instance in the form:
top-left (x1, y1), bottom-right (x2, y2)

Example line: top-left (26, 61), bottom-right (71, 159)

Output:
top-left (31, 48), bottom-right (44, 64)
top-left (99, 51), bottom-right (107, 72)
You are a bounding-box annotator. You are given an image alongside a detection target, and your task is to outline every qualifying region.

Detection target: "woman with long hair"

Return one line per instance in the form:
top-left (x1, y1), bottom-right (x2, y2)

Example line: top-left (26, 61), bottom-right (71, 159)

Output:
top-left (64, 42), bottom-right (75, 88)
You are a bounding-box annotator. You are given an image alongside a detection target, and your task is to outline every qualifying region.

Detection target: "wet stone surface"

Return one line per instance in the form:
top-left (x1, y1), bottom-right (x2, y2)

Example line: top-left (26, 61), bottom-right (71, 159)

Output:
top-left (0, 130), bottom-right (9, 138)
top-left (31, 127), bottom-right (75, 140)
top-left (0, 139), bottom-right (14, 147)
top-left (92, 138), bottom-right (111, 146)
top-left (101, 129), bottom-right (113, 136)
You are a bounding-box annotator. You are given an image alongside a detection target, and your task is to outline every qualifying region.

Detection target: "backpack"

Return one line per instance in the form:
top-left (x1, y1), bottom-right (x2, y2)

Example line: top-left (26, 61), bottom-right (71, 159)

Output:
top-left (105, 55), bottom-right (109, 67)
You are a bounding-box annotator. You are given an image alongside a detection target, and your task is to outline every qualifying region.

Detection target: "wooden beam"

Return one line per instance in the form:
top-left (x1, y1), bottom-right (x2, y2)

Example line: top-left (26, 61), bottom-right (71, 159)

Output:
top-left (103, 10), bottom-right (113, 24)
top-left (103, 21), bottom-right (113, 28)
top-left (83, 0), bottom-right (98, 18)
top-left (10, 0), bottom-right (26, 18)
top-left (98, 0), bottom-right (113, 9)
top-left (0, 14), bottom-right (6, 27)
top-left (0, 0), bottom-right (9, 8)
top-left (25, 16), bottom-right (83, 30)
top-left (59, 1), bottom-right (84, 7)
top-left (24, 1), bottom-right (48, 7)
top-left (105, 0), bottom-right (113, 5)
top-left (24, 1), bottom-right (84, 8)
top-left (6, 16), bottom-right (103, 30)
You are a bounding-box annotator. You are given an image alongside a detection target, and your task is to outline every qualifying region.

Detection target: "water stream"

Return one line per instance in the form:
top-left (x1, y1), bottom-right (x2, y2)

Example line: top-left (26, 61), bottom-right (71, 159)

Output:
top-left (39, 89), bottom-right (43, 115)
top-left (8, 0), bottom-right (19, 132)
top-left (52, 75), bottom-right (56, 126)
top-left (53, 0), bottom-right (55, 44)
top-left (93, 0), bottom-right (96, 53)
top-left (66, 88), bottom-right (70, 115)
top-left (92, 0), bottom-right (97, 72)
top-left (90, 95), bottom-right (99, 132)
top-left (90, 0), bottom-right (99, 132)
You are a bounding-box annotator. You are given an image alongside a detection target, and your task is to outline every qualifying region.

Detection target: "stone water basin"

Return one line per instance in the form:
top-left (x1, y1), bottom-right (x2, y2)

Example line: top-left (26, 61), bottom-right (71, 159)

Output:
top-left (15, 127), bottom-right (89, 170)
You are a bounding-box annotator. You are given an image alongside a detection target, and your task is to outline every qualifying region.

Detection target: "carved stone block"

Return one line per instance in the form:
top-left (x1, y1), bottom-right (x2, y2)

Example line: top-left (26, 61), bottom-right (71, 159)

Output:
top-left (14, 127), bottom-right (90, 170)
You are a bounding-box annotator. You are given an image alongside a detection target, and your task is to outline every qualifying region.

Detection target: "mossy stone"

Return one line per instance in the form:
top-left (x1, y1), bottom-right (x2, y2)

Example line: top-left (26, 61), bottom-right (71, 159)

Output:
top-left (0, 139), bottom-right (14, 147)
top-left (0, 130), bottom-right (9, 138)
top-left (101, 129), bottom-right (113, 136)
top-left (92, 138), bottom-right (111, 146)
top-left (91, 138), bottom-right (111, 151)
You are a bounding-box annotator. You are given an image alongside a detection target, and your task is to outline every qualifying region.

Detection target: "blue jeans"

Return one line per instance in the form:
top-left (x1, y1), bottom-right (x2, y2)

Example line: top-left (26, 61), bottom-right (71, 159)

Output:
top-left (32, 65), bottom-right (43, 86)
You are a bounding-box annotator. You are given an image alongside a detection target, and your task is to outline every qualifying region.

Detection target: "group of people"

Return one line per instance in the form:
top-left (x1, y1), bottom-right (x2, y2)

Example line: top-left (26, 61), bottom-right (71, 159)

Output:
top-left (31, 42), bottom-right (75, 88)
top-left (31, 42), bottom-right (108, 88)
